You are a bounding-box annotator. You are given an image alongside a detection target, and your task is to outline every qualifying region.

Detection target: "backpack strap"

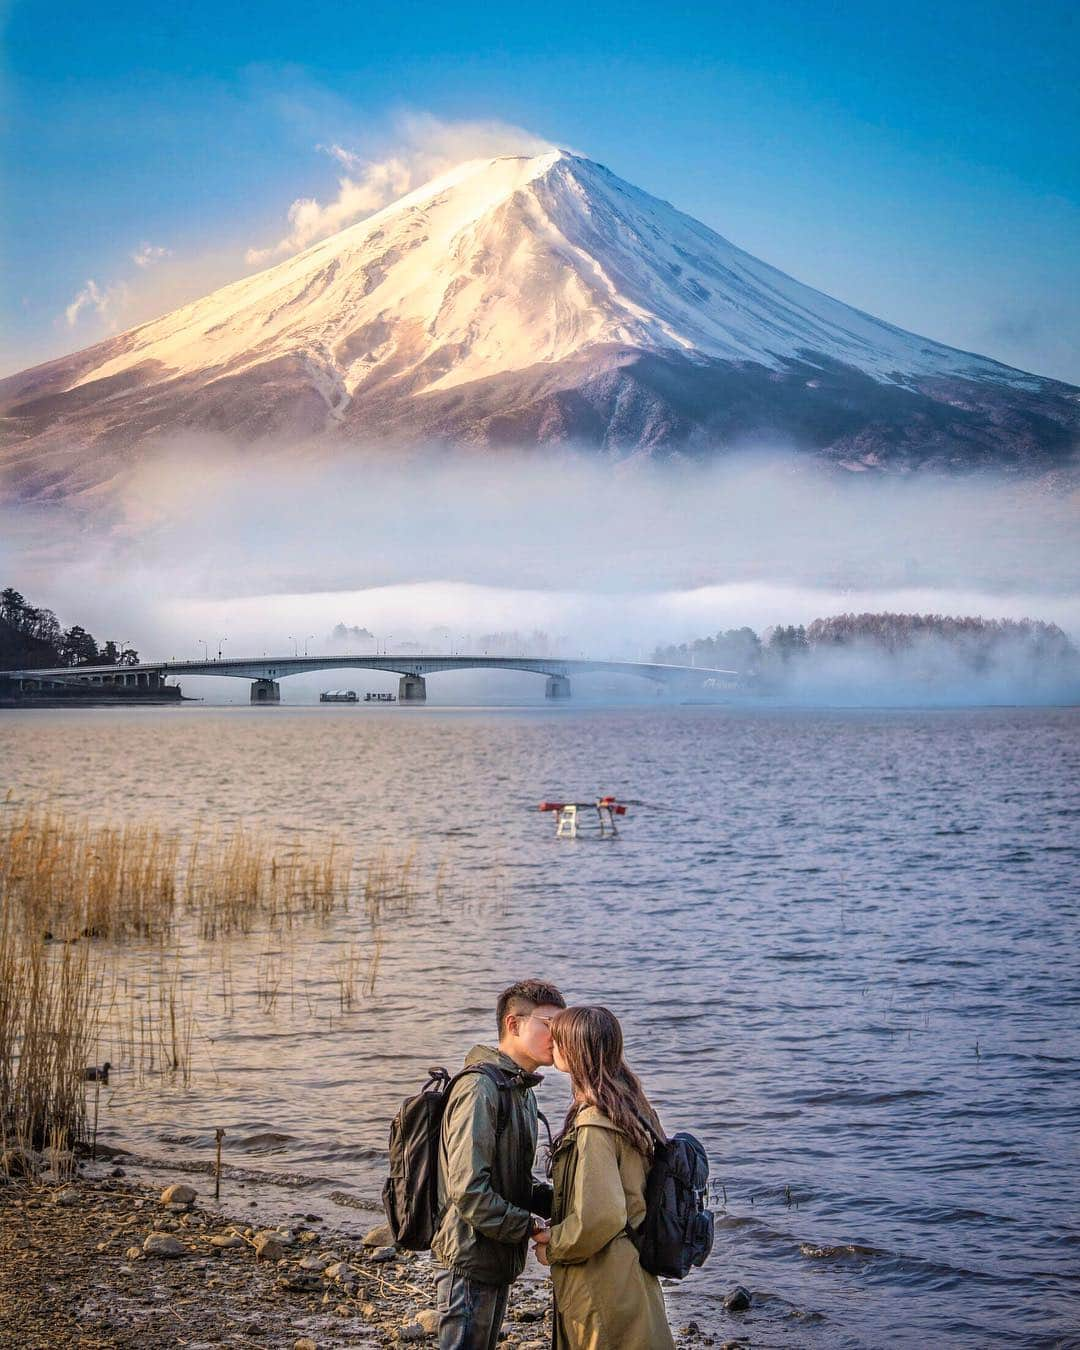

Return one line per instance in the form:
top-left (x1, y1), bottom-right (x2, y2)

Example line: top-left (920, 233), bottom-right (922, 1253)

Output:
top-left (424, 1066), bottom-right (452, 1094)
top-left (537, 1109), bottom-right (554, 1155)
top-left (443, 1063), bottom-right (547, 1160)
top-left (445, 1063), bottom-right (513, 1139)
top-left (624, 1118), bottom-right (666, 1245)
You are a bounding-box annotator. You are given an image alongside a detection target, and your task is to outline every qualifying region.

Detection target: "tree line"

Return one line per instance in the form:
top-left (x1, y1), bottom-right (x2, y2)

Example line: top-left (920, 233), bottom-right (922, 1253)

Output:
top-left (653, 613), bottom-right (1076, 673)
top-left (0, 588), bottom-right (139, 670)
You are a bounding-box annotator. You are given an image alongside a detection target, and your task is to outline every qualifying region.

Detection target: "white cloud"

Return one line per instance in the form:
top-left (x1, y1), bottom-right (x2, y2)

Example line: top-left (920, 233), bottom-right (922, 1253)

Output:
top-left (245, 113), bottom-right (555, 265)
top-left (244, 156), bottom-right (412, 264)
top-left (63, 278), bottom-right (129, 329)
top-left (132, 242), bottom-right (172, 269)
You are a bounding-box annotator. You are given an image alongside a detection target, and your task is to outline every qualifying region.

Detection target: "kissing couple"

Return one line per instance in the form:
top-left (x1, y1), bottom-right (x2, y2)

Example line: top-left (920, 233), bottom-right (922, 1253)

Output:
top-left (416, 979), bottom-right (677, 1350)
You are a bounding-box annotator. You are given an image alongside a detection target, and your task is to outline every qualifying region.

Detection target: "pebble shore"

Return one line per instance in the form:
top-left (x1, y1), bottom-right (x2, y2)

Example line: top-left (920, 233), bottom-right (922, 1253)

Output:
top-left (0, 1146), bottom-right (730, 1349)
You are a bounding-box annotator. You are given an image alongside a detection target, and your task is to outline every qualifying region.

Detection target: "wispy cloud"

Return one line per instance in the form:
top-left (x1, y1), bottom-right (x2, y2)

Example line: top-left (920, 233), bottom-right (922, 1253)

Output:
top-left (131, 242), bottom-right (172, 269)
top-left (63, 278), bottom-right (129, 329)
top-left (244, 155), bottom-right (413, 264)
top-left (60, 243), bottom-right (170, 340)
top-left (245, 113), bottom-right (554, 265)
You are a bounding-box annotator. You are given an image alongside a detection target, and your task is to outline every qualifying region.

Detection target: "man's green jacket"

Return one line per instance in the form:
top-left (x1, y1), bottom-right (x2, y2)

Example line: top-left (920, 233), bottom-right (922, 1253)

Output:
top-left (432, 1044), bottom-right (552, 1285)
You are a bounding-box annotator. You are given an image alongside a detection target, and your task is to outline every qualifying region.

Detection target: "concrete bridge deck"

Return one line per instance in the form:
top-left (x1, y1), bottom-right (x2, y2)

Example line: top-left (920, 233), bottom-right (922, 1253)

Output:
top-left (3, 654), bottom-right (742, 703)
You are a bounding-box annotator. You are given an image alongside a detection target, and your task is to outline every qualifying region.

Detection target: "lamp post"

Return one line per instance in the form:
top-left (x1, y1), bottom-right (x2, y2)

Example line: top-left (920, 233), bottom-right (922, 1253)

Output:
top-left (304, 635), bottom-right (315, 657)
top-left (217, 637), bottom-right (228, 661)
top-left (288, 635), bottom-right (299, 657)
top-left (198, 639), bottom-right (209, 662)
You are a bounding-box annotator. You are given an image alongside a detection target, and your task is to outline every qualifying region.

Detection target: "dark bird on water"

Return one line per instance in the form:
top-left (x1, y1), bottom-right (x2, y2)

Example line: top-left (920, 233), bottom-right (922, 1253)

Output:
top-left (84, 1061), bottom-right (111, 1082)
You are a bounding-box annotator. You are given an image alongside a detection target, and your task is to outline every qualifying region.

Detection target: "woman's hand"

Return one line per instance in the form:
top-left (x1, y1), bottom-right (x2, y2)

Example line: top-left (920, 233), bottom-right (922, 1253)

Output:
top-left (532, 1227), bottom-right (551, 1267)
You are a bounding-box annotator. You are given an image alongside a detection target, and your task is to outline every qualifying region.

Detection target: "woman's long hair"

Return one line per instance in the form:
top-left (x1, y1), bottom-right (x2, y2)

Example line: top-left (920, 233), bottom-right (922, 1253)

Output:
top-left (550, 1005), bottom-right (665, 1162)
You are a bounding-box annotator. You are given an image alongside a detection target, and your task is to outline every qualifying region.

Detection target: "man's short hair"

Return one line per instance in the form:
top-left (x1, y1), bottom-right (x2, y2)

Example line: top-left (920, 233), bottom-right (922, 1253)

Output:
top-left (497, 980), bottom-right (566, 1038)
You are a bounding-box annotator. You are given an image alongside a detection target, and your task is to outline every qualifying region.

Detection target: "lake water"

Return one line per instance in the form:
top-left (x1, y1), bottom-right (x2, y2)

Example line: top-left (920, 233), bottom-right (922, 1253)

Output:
top-left (5, 704), bottom-right (1079, 1347)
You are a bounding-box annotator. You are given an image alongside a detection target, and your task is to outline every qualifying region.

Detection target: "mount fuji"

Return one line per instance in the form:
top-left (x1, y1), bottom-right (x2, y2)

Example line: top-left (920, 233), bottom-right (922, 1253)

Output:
top-left (2, 149), bottom-right (1077, 497)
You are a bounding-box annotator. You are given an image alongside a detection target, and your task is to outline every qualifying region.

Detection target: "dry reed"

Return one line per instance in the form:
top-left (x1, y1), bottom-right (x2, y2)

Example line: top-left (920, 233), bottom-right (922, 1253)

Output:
top-left (0, 796), bottom-right (418, 1149)
top-left (94, 947), bottom-right (200, 1088)
top-left (0, 906), bottom-right (103, 1151)
top-left (1, 803), bottom-right (359, 944)
top-left (186, 825), bottom-right (354, 937)
top-left (362, 846), bottom-right (418, 922)
top-left (333, 942), bottom-right (364, 1011)
top-left (0, 804), bottom-right (178, 942)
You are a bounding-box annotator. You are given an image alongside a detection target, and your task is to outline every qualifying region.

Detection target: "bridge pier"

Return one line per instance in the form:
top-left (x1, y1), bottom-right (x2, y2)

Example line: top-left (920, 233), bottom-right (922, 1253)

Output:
top-left (251, 678), bottom-right (281, 704)
top-left (545, 675), bottom-right (572, 700)
top-left (398, 675), bottom-right (427, 703)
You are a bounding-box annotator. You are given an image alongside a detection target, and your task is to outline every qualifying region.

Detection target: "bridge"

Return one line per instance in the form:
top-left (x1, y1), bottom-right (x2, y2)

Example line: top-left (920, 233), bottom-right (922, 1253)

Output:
top-left (3, 654), bottom-right (742, 703)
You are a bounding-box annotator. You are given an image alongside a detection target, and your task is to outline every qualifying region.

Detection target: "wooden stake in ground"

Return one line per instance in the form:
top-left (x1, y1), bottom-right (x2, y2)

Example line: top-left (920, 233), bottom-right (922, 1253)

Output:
top-left (214, 1126), bottom-right (225, 1200)
top-left (91, 1075), bottom-right (101, 1161)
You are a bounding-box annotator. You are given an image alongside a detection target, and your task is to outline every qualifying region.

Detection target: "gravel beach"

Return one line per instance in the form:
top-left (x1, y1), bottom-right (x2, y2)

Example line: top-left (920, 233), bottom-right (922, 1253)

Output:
top-left (0, 1155), bottom-right (723, 1350)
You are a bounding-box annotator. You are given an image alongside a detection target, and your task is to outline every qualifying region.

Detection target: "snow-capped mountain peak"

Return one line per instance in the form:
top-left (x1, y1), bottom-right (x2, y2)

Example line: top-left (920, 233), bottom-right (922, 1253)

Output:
top-left (65, 150), bottom-right (1026, 405)
top-left (2, 150), bottom-right (1076, 494)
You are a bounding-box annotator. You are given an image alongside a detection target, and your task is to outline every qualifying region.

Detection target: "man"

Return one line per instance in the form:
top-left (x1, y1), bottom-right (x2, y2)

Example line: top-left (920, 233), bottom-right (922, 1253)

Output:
top-left (432, 979), bottom-right (566, 1350)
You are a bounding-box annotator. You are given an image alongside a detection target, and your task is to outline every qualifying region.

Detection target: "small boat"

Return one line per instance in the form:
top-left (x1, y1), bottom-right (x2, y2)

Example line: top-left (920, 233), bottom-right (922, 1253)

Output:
top-left (320, 690), bottom-right (358, 703)
top-left (363, 691), bottom-right (397, 703)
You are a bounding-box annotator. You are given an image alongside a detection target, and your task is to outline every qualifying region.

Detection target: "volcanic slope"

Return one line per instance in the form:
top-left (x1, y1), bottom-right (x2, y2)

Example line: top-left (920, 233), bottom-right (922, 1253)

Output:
top-left (2, 150), bottom-right (1077, 497)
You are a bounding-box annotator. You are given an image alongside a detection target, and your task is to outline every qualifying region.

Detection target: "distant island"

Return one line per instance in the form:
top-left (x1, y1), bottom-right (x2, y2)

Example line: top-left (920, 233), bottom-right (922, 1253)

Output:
top-left (0, 587), bottom-right (167, 705)
top-left (654, 613), bottom-right (1079, 702)
top-left (0, 587), bottom-right (139, 671)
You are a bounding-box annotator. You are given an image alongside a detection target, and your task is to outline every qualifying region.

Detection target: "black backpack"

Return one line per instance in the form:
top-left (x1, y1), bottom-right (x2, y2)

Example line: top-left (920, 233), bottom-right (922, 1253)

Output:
top-left (382, 1064), bottom-right (511, 1251)
top-left (627, 1129), bottom-right (714, 1279)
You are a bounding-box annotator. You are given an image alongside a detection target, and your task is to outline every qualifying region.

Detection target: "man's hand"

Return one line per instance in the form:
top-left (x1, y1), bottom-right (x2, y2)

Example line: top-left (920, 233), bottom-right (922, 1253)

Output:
top-left (532, 1226), bottom-right (551, 1267)
top-left (529, 1216), bottom-right (549, 1237)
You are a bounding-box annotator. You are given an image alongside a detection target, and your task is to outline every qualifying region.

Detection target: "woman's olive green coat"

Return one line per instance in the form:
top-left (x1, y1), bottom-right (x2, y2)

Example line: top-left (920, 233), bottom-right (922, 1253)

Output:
top-left (546, 1106), bottom-right (675, 1350)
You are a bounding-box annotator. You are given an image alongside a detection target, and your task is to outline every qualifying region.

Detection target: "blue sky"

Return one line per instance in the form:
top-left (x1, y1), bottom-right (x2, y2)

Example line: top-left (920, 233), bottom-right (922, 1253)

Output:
top-left (2, 0), bottom-right (1078, 381)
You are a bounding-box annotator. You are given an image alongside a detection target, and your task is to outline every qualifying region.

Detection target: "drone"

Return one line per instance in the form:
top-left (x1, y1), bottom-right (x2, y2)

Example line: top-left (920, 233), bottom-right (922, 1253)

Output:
top-left (538, 796), bottom-right (641, 838)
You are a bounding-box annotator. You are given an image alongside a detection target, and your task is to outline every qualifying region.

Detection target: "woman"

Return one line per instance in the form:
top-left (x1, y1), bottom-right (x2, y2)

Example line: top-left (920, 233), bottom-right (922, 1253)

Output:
top-left (532, 1006), bottom-right (675, 1350)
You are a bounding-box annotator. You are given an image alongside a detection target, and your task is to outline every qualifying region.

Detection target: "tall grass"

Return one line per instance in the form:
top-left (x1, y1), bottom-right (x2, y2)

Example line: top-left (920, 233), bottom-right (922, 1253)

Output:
top-left (0, 799), bottom-right (408, 1152)
top-left (332, 935), bottom-right (384, 1011)
top-left (186, 825), bottom-right (353, 937)
top-left (0, 906), bottom-right (101, 1152)
top-left (0, 804), bottom-right (178, 942)
top-left (0, 804), bottom-right (360, 943)
top-left (362, 846), bottom-right (418, 922)
top-left (103, 949), bottom-right (198, 1085)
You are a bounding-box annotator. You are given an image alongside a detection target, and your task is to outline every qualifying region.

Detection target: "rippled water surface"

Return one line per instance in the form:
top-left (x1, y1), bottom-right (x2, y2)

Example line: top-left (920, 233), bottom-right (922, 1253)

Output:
top-left (7, 705), bottom-right (1080, 1347)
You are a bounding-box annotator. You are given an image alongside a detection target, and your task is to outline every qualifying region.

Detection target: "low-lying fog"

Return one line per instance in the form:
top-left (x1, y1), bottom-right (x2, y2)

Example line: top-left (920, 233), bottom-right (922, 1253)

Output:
top-left (4, 444), bottom-right (1078, 705)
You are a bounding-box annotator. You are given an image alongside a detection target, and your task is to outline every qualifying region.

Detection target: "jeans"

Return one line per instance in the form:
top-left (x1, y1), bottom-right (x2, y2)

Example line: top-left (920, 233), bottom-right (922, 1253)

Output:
top-left (435, 1267), bottom-right (511, 1350)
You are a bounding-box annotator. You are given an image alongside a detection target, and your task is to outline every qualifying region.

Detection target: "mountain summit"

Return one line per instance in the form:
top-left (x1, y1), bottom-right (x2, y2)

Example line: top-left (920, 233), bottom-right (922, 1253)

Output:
top-left (3, 150), bottom-right (1077, 495)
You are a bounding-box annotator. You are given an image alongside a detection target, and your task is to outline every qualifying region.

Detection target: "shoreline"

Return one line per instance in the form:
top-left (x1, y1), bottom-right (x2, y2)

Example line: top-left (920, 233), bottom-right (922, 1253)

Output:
top-left (0, 1158), bottom-right (721, 1350)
